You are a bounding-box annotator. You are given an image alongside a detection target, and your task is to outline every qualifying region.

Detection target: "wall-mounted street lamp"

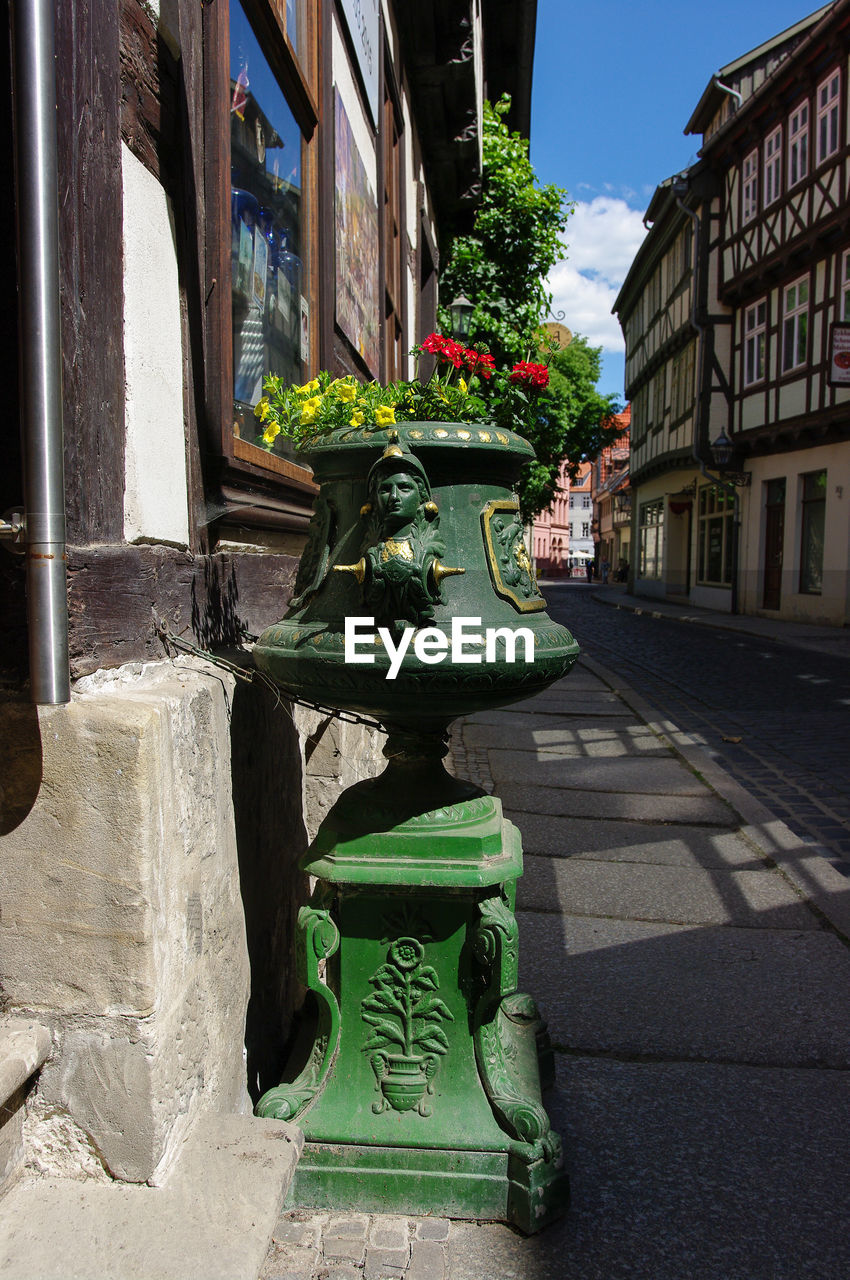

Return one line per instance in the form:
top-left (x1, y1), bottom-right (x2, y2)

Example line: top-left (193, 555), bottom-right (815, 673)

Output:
top-left (449, 294), bottom-right (474, 341)
top-left (710, 428), bottom-right (751, 486)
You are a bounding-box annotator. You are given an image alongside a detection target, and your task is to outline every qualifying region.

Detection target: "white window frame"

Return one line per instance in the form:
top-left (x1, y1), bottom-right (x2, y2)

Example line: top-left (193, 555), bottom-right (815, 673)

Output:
top-left (788, 101), bottom-right (809, 186)
top-left (744, 299), bottom-right (767, 387)
top-left (782, 276), bottom-right (809, 373)
top-left (817, 70), bottom-right (840, 164)
top-left (742, 148), bottom-right (758, 223)
top-left (764, 127), bottom-right (782, 206)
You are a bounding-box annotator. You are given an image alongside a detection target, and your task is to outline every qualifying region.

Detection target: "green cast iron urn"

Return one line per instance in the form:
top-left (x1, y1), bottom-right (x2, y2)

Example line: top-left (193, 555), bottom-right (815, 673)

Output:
top-left (253, 422), bottom-right (579, 1233)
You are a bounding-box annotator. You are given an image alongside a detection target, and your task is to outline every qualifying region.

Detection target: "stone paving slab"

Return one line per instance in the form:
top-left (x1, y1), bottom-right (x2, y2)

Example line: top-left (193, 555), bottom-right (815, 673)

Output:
top-left (0, 1113), bottom-right (302, 1280)
top-left (501, 782), bottom-right (736, 826)
top-left (547, 671), bottom-right (611, 691)
top-left (518, 854), bottom-right (819, 929)
top-left (443, 1058), bottom-right (850, 1279)
top-left (518, 910), bottom-right (850, 1067)
top-left (513, 813), bottom-right (765, 867)
top-left (506, 691), bottom-right (627, 716)
top-left (488, 750), bottom-right (707, 795)
top-left (471, 701), bottom-right (637, 725)
top-left (461, 720), bottom-right (667, 757)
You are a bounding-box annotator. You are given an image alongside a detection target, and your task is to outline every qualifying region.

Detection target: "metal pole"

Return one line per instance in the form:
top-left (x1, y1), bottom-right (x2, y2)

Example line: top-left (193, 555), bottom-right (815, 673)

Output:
top-left (11, 0), bottom-right (70, 704)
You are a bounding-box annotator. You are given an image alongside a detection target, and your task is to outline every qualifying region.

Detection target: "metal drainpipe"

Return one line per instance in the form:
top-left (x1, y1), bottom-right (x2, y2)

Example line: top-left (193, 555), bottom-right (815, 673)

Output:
top-left (11, 0), bottom-right (70, 704)
top-left (674, 188), bottom-right (740, 616)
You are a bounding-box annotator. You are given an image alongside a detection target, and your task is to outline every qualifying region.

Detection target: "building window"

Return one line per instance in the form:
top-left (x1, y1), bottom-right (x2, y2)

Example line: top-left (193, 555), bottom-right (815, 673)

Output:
top-left (583, 495), bottom-right (591, 509)
top-left (383, 72), bottom-right (405, 380)
top-left (817, 71), bottom-right (840, 164)
top-left (842, 250), bottom-right (850, 321)
top-left (743, 299), bottom-right (767, 386)
top-left (639, 500), bottom-right (664, 580)
top-left (228, 0), bottom-right (316, 458)
top-left (581, 522), bottom-right (590, 538)
top-left (649, 368), bottom-right (665, 432)
top-left (648, 267), bottom-right (662, 318)
top-left (697, 484), bottom-right (734, 587)
top-left (799, 469), bottom-right (826, 594)
top-left (764, 127), bottom-right (782, 205)
top-left (742, 149), bottom-right (758, 223)
top-left (672, 226), bottom-right (692, 282)
top-left (788, 101), bottom-right (809, 186)
top-left (670, 341), bottom-right (695, 422)
top-left (782, 277), bottom-right (809, 372)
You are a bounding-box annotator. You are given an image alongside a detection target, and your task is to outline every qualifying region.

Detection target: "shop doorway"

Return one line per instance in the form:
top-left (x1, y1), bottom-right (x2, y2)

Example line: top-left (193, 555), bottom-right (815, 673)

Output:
top-left (762, 478), bottom-right (785, 610)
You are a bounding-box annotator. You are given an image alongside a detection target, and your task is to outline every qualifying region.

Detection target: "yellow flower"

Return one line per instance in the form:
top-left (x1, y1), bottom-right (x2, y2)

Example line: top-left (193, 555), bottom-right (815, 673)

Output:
top-left (301, 395), bottom-right (322, 425)
top-left (262, 422), bottom-right (280, 445)
top-left (349, 410), bottom-right (365, 427)
top-left (254, 397), bottom-right (271, 422)
top-left (375, 404), bottom-right (396, 426)
top-left (459, 377), bottom-right (468, 394)
top-left (297, 378), bottom-right (320, 395)
top-left (335, 382), bottom-right (357, 403)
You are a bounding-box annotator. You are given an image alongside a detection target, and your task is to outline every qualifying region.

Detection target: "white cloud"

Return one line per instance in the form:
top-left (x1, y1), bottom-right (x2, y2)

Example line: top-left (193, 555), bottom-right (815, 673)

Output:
top-left (547, 197), bottom-right (647, 353)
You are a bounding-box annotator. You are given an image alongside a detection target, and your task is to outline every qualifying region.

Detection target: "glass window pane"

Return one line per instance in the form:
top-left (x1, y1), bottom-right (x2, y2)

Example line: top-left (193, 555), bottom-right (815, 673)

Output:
top-left (230, 1), bottom-right (307, 451)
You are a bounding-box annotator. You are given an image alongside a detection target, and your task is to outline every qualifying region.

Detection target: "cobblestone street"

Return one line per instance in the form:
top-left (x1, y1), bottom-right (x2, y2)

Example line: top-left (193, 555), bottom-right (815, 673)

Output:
top-left (545, 583), bottom-right (850, 866)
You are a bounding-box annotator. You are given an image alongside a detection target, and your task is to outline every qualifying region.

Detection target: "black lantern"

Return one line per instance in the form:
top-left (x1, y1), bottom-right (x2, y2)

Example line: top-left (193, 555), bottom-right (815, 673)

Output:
top-left (710, 428), bottom-right (734, 469)
top-left (449, 294), bottom-right (474, 341)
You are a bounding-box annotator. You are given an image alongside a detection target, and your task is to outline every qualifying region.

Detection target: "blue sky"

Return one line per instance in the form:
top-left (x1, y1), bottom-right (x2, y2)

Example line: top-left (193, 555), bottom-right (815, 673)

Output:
top-left (530, 0), bottom-right (830, 398)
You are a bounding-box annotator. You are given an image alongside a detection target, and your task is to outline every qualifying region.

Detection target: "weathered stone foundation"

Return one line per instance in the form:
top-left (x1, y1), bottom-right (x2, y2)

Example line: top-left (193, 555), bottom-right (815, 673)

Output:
top-left (0, 657), bottom-right (383, 1184)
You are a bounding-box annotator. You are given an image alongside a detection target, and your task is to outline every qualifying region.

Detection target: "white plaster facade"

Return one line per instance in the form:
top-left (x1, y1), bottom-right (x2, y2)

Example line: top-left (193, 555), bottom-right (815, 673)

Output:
top-left (121, 143), bottom-right (190, 549)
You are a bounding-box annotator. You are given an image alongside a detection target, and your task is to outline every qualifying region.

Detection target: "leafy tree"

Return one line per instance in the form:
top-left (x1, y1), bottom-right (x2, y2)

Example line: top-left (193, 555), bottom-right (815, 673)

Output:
top-left (437, 96), bottom-right (569, 367)
top-left (519, 335), bottom-right (624, 523)
top-left (436, 96), bottom-right (621, 519)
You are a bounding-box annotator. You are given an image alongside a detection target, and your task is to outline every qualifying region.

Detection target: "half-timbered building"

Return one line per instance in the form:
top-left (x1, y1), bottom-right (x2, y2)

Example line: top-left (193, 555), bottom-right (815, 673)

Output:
top-left (0, 0), bottom-right (536, 1226)
top-left (616, 0), bottom-right (850, 625)
top-left (615, 163), bottom-right (735, 606)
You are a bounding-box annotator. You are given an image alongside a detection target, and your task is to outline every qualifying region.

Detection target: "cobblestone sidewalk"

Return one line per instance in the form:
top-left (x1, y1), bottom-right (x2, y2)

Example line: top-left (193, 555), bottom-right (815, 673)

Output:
top-left (261, 1212), bottom-right (449, 1280)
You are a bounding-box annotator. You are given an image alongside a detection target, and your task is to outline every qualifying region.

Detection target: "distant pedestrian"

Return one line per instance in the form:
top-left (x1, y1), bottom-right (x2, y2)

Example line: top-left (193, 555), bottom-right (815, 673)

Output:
top-left (585, 559), bottom-right (593, 584)
top-left (601, 557), bottom-right (610, 585)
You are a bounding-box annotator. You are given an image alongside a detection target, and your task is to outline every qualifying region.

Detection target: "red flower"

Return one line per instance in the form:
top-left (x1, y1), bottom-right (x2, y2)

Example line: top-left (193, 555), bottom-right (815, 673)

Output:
top-left (419, 333), bottom-right (447, 354)
top-left (510, 361), bottom-right (549, 388)
top-left (465, 350), bottom-right (495, 380)
top-left (441, 339), bottom-right (465, 368)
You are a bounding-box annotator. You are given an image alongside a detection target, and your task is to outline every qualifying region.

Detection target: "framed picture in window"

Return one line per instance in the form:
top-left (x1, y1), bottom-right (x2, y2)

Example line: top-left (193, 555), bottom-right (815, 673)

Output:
top-left (828, 322), bottom-right (850, 386)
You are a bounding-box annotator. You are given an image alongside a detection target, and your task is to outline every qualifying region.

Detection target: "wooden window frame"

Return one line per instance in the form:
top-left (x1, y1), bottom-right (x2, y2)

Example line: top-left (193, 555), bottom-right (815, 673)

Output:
top-left (743, 298), bottom-right (767, 387)
top-left (764, 126), bottom-right (782, 207)
top-left (638, 499), bottom-right (664, 580)
top-left (788, 100), bottom-right (809, 187)
top-left (816, 69), bottom-right (841, 166)
top-left (203, 0), bottom-right (321, 519)
top-left (696, 484), bottom-right (733, 587)
top-left (742, 148), bottom-right (758, 224)
top-left (782, 275), bottom-right (809, 374)
top-left (381, 52), bottom-right (407, 382)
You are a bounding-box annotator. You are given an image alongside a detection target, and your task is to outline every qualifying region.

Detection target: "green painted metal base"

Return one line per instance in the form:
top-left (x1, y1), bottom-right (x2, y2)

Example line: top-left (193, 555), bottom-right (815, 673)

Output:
top-left (287, 1141), bottom-right (569, 1234)
top-left (256, 758), bottom-right (568, 1234)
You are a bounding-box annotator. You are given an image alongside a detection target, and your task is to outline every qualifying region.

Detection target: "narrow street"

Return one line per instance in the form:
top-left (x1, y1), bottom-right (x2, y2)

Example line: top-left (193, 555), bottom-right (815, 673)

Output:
top-left (545, 583), bottom-right (850, 867)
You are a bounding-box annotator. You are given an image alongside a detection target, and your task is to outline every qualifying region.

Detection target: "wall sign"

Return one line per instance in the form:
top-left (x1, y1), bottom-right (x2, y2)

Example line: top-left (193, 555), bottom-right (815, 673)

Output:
top-left (828, 322), bottom-right (850, 386)
top-left (338, 0), bottom-right (379, 127)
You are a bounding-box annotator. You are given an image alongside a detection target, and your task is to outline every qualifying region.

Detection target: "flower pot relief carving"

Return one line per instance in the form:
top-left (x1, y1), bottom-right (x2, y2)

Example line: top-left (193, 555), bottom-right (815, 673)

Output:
top-left (362, 936), bottom-right (453, 1117)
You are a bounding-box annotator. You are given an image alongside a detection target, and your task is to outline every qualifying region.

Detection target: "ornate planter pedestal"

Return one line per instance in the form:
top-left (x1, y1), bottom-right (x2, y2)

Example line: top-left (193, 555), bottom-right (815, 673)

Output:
top-left (253, 424), bottom-right (578, 1232)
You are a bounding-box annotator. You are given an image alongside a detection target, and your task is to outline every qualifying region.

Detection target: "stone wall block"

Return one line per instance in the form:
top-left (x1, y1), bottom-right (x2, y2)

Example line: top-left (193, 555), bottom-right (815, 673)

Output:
top-left (0, 660), bottom-right (252, 1181)
top-left (1, 693), bottom-right (163, 1015)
